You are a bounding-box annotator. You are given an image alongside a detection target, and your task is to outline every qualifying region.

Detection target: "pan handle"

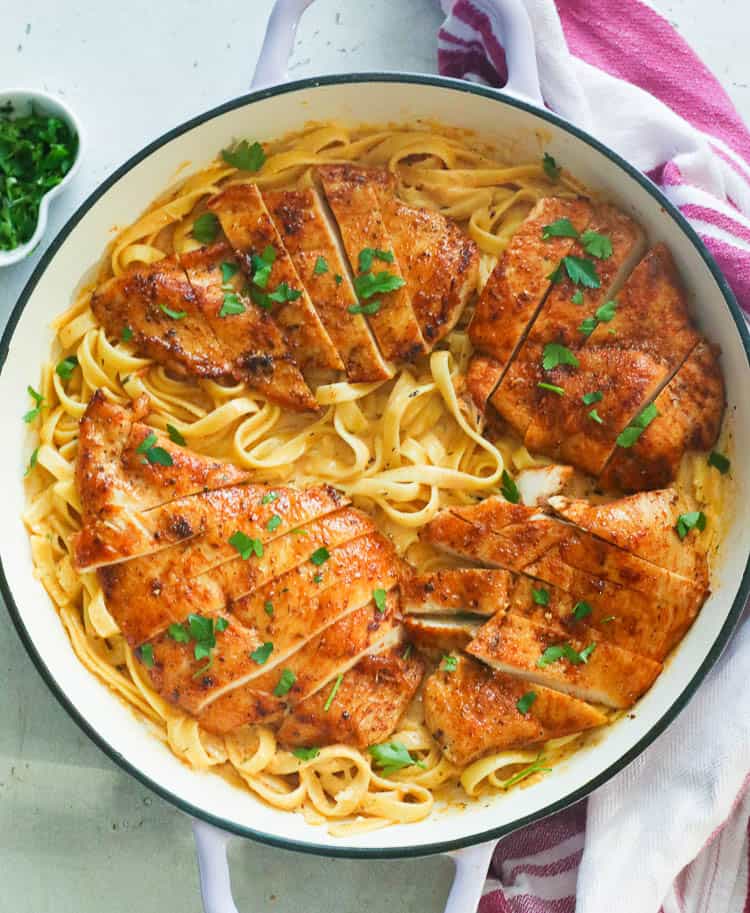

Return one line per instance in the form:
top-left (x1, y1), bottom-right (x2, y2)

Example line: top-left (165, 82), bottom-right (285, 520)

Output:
top-left (192, 817), bottom-right (496, 913)
top-left (251, 0), bottom-right (543, 107)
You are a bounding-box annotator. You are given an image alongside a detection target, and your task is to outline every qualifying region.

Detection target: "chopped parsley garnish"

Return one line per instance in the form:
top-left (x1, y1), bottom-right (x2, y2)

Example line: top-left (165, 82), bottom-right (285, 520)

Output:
top-left (578, 316), bottom-right (598, 337)
top-left (353, 270), bottom-right (405, 300)
top-left (499, 753), bottom-right (551, 789)
top-left (572, 601), bottom-right (592, 620)
top-left (348, 299), bottom-right (381, 315)
top-left (538, 641), bottom-right (597, 667)
top-left (516, 691), bottom-right (537, 715)
top-left (323, 673), bottom-right (344, 711)
top-left (402, 644), bottom-right (413, 660)
top-left (166, 423), bottom-right (186, 445)
top-left (0, 107), bottom-right (78, 251)
top-left (313, 255), bottom-right (328, 275)
top-left (310, 546), bottom-right (330, 566)
top-left (221, 139), bottom-right (266, 172)
top-left (542, 218), bottom-right (579, 240)
top-left (542, 342), bottom-right (579, 371)
top-left (313, 573), bottom-right (323, 584)
top-left (369, 741), bottom-right (424, 775)
top-left (23, 385), bottom-right (45, 423)
top-left (708, 451), bottom-right (730, 474)
top-left (676, 511), bottom-right (706, 540)
top-left (261, 491), bottom-right (278, 505)
top-left (501, 469), bottom-right (520, 504)
top-left (538, 381), bottom-right (565, 396)
top-left (334, 274), bottom-right (343, 285)
top-left (121, 326), bottom-right (134, 342)
top-left (373, 588), bottom-right (387, 613)
top-left (140, 644), bottom-right (155, 668)
top-left (220, 261), bottom-right (239, 283)
top-left (250, 642), bottom-right (274, 665)
top-left (616, 403), bottom-right (659, 448)
top-left (358, 248), bottom-right (394, 272)
top-left (168, 623), bottom-right (190, 643)
top-left (273, 668), bottom-right (296, 697)
top-left (215, 618), bottom-right (229, 633)
top-left (532, 587), bottom-right (549, 606)
top-left (266, 514), bottom-right (282, 533)
top-left (588, 408), bottom-right (603, 424)
top-left (55, 355), bottom-right (78, 381)
top-left (229, 531), bottom-right (263, 560)
top-left (264, 601), bottom-right (274, 616)
top-left (582, 390), bottom-right (603, 405)
top-left (250, 281), bottom-right (301, 310)
top-left (219, 293), bottom-right (245, 317)
top-left (542, 153), bottom-right (561, 180)
top-left (24, 446), bottom-right (39, 477)
top-left (595, 299), bottom-right (617, 322)
top-left (135, 431), bottom-right (174, 466)
top-left (442, 654), bottom-right (458, 672)
top-left (293, 747), bottom-right (320, 761)
top-left (580, 230), bottom-right (613, 259)
top-left (193, 212), bottom-right (219, 243)
top-left (571, 290), bottom-right (584, 305)
top-left (562, 255), bottom-right (601, 288)
top-left (159, 303), bottom-right (187, 320)
top-left (251, 245), bottom-right (276, 288)
top-left (188, 613), bottom-right (221, 661)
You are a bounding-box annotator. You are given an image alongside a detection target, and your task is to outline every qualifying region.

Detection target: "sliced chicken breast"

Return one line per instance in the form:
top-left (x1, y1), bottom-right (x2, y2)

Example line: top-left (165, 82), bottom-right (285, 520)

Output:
top-left (466, 354), bottom-right (506, 414)
top-left (403, 616), bottom-right (482, 652)
top-left (90, 255), bottom-right (234, 380)
top-left (264, 187), bottom-right (392, 382)
top-left (206, 183), bottom-right (343, 372)
top-left (317, 164), bottom-right (427, 362)
top-left (402, 568), bottom-right (513, 616)
top-left (600, 341), bottom-right (725, 491)
top-left (423, 655), bottom-right (606, 767)
top-left (467, 611), bottom-right (661, 708)
top-left (515, 465), bottom-right (574, 506)
top-left (277, 647), bottom-right (425, 749)
top-left (179, 242), bottom-right (318, 411)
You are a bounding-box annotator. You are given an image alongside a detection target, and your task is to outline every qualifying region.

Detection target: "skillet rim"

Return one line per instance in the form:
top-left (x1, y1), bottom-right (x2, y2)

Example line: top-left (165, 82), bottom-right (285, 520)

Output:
top-left (2, 72), bottom-right (749, 860)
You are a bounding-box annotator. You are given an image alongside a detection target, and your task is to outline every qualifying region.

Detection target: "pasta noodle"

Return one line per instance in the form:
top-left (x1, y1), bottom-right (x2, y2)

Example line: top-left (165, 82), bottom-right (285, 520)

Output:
top-left (23, 122), bottom-right (724, 833)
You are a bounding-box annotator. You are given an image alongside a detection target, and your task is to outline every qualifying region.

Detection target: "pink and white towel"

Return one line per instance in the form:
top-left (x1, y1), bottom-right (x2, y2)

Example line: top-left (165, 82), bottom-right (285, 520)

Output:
top-left (437, 1), bottom-right (750, 910)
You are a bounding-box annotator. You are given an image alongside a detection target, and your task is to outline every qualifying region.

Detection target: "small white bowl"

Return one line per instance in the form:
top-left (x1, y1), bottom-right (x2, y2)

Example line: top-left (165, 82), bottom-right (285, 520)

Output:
top-left (0, 89), bottom-right (84, 267)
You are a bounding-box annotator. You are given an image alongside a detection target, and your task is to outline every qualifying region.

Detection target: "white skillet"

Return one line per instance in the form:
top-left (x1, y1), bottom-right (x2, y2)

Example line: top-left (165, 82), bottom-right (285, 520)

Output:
top-left (1, 0), bottom-right (748, 910)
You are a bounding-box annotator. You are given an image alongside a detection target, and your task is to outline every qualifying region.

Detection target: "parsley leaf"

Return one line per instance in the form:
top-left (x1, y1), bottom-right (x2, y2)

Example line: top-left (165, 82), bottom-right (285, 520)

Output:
top-left (442, 654), bottom-right (458, 672)
top-left (501, 469), bottom-right (520, 504)
top-left (373, 588), bottom-right (387, 613)
top-left (542, 218), bottom-right (579, 240)
top-left (499, 753), bottom-right (552, 789)
top-left (159, 303), bottom-right (187, 320)
top-left (616, 402), bottom-right (659, 448)
top-left (193, 212), bottom-right (219, 243)
top-left (267, 514), bottom-right (282, 533)
top-left (334, 274), bottom-right (343, 285)
top-left (538, 381), bottom-right (565, 396)
top-left (708, 451), bottom-right (730, 474)
top-left (369, 741), bottom-right (424, 775)
top-left (140, 644), bottom-right (155, 668)
top-left (23, 385), bottom-right (45, 423)
top-left (135, 431), bottom-right (174, 466)
top-left (538, 642), bottom-right (597, 667)
top-left (578, 316), bottom-right (598, 337)
top-left (251, 281), bottom-right (302, 309)
top-left (358, 248), bottom-right (394, 272)
top-left (532, 587), bottom-right (549, 606)
top-left (229, 531), bottom-right (264, 560)
top-left (166, 423), bottom-right (186, 446)
top-left (353, 270), bottom-right (405, 300)
top-left (121, 326), bottom-right (134, 342)
top-left (273, 668), bottom-right (296, 697)
top-left (571, 290), bottom-right (584, 305)
top-left (261, 491), bottom-right (278, 505)
top-left (221, 139), bottom-right (266, 172)
top-left (55, 355), bottom-right (78, 381)
top-left (675, 511), bottom-right (706, 540)
top-left (264, 601), bottom-right (274, 616)
top-left (250, 642), bottom-right (274, 665)
top-left (563, 255), bottom-right (601, 288)
top-left (547, 261), bottom-right (565, 284)
top-left (348, 300), bottom-right (381, 315)
top-left (323, 673), bottom-right (344, 711)
top-left (542, 342), bottom-right (579, 371)
top-left (310, 547), bottom-right (330, 566)
top-left (572, 601), bottom-right (592, 620)
top-left (313, 255), bottom-right (328, 275)
top-left (313, 572), bottom-right (323, 584)
top-left (293, 747), bottom-right (320, 761)
top-left (219, 293), bottom-right (245, 317)
top-left (168, 623), bottom-right (190, 643)
top-left (251, 245), bottom-right (276, 288)
top-left (594, 299), bottom-right (617, 322)
top-left (215, 618), bottom-right (229, 632)
top-left (516, 691), bottom-right (537, 715)
top-left (582, 390), bottom-right (603, 405)
top-left (588, 408), bottom-right (603, 424)
top-left (220, 261), bottom-right (239, 284)
top-left (24, 446), bottom-right (39, 477)
top-left (542, 153), bottom-right (561, 180)
top-left (580, 230), bottom-right (613, 259)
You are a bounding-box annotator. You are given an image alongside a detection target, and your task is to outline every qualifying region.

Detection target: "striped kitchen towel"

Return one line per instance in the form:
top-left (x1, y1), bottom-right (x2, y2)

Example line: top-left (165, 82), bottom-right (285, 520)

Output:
top-left (437, 1), bottom-right (750, 911)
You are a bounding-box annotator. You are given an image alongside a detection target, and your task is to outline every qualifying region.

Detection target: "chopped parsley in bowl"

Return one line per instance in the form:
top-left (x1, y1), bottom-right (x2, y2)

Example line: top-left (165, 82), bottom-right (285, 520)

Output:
top-left (0, 90), bottom-right (82, 265)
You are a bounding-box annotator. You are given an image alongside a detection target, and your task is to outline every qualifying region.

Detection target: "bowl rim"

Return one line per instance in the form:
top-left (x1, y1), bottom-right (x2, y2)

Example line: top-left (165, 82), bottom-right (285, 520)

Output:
top-left (2, 71), bottom-right (749, 859)
top-left (0, 87), bottom-right (84, 267)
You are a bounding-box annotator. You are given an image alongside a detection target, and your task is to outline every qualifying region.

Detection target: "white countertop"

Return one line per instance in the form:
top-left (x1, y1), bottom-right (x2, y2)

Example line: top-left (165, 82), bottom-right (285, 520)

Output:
top-left (1, 2), bottom-right (748, 911)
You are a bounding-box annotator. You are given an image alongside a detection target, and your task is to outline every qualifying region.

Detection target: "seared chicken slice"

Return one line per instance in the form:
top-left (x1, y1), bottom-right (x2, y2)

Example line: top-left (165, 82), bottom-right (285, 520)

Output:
top-left (100, 506), bottom-right (374, 645)
top-left (515, 465), bottom-right (574, 506)
top-left (466, 354), bottom-right (506, 414)
top-left (364, 168), bottom-right (480, 346)
top-left (600, 341), bottom-right (724, 491)
top-left (73, 392), bottom-right (251, 570)
top-left (468, 197), bottom-right (594, 392)
top-left (402, 568), bottom-right (512, 616)
top-left (277, 647), bottom-right (425, 749)
top-left (490, 204), bottom-right (646, 435)
top-left (548, 490), bottom-right (709, 582)
top-left (180, 242), bottom-right (318, 412)
top-left (90, 255), bottom-right (233, 380)
top-left (206, 184), bottom-right (342, 372)
top-left (403, 616), bottom-right (481, 652)
top-left (317, 164), bottom-right (427, 362)
top-left (423, 655), bottom-right (606, 766)
top-left (467, 612), bottom-right (661, 708)
top-left (264, 188), bottom-right (392, 382)
top-left (525, 245), bottom-right (701, 475)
